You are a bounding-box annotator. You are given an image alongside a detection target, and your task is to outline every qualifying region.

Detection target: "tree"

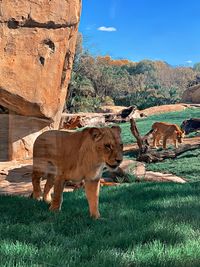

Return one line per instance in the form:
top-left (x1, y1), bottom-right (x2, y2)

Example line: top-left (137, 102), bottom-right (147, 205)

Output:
top-left (193, 62), bottom-right (200, 72)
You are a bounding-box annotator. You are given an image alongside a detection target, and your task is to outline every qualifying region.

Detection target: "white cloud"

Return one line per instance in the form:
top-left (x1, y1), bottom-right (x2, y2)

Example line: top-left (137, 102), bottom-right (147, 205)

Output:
top-left (97, 26), bottom-right (117, 32)
top-left (186, 60), bottom-right (192, 64)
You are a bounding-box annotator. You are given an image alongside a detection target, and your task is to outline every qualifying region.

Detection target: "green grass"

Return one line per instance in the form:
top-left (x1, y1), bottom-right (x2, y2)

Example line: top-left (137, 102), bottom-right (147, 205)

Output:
top-left (146, 149), bottom-right (200, 181)
top-left (0, 182), bottom-right (200, 267)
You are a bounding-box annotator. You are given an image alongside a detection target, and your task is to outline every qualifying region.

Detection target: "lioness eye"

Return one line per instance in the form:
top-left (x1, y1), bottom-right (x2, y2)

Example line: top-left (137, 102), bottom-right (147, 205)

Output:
top-left (105, 144), bottom-right (112, 150)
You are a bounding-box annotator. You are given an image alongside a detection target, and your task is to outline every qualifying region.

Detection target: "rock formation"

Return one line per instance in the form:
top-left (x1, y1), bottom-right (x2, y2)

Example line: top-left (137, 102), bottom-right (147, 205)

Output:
top-left (0, 0), bottom-right (82, 161)
top-left (182, 84), bottom-right (200, 104)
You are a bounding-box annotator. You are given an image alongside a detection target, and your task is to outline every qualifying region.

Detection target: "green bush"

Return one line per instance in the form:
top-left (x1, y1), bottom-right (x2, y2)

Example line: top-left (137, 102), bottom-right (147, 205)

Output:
top-left (69, 95), bottom-right (102, 113)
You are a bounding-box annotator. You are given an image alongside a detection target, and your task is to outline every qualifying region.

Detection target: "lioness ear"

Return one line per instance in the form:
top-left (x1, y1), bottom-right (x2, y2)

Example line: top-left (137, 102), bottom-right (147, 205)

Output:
top-left (111, 125), bottom-right (121, 135)
top-left (89, 128), bottom-right (103, 141)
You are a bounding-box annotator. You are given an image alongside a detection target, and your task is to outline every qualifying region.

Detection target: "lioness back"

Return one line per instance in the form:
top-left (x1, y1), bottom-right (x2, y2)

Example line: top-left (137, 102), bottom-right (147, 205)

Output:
top-left (33, 130), bottom-right (82, 162)
top-left (152, 122), bottom-right (181, 134)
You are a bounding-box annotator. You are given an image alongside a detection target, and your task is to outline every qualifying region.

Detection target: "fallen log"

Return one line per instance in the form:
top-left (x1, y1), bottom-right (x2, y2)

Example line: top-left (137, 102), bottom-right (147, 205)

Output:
top-left (105, 105), bottom-right (142, 123)
top-left (137, 143), bottom-right (200, 163)
top-left (130, 118), bottom-right (200, 163)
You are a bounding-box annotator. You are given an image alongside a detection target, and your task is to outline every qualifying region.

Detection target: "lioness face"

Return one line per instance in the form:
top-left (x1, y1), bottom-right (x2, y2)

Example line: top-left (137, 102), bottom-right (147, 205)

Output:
top-left (176, 130), bottom-right (185, 143)
top-left (90, 126), bottom-right (123, 171)
top-left (104, 126), bottom-right (123, 171)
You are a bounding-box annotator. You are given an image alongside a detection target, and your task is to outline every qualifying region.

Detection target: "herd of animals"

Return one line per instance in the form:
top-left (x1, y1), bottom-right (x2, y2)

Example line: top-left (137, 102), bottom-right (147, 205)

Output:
top-left (29, 117), bottom-right (200, 218)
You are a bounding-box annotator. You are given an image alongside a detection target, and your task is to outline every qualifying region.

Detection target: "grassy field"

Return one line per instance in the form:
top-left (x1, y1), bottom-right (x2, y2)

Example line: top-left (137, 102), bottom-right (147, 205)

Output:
top-left (0, 182), bottom-right (200, 267)
top-left (121, 108), bottom-right (200, 181)
top-left (0, 108), bottom-right (200, 266)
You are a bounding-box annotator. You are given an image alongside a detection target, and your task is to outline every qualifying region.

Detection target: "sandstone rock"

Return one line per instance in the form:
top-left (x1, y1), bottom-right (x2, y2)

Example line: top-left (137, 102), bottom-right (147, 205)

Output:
top-left (0, 114), bottom-right (9, 161)
top-left (0, 0), bottom-right (81, 161)
top-left (109, 159), bottom-right (136, 182)
top-left (143, 171), bottom-right (187, 183)
top-left (0, 0), bottom-right (81, 123)
top-left (182, 84), bottom-right (200, 104)
top-left (141, 104), bottom-right (188, 116)
top-left (0, 114), bottom-right (50, 161)
top-left (0, 0), bottom-right (81, 26)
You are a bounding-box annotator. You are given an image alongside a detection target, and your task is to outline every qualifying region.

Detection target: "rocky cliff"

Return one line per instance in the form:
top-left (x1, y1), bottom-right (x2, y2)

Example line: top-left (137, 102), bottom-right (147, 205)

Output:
top-left (0, 0), bottom-right (82, 160)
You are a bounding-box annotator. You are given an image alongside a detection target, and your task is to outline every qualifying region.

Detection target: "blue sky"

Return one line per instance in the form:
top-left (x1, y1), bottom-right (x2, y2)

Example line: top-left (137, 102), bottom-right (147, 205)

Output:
top-left (79, 0), bottom-right (200, 66)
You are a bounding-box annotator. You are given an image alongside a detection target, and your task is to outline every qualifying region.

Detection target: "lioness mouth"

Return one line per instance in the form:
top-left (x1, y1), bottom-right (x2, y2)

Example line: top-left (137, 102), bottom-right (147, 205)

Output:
top-left (106, 163), bottom-right (119, 169)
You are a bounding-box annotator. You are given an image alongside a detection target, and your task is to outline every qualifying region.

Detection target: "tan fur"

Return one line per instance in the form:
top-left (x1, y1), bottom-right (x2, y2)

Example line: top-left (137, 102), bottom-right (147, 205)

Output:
top-left (151, 122), bottom-right (185, 149)
top-left (31, 126), bottom-right (123, 219)
top-left (62, 116), bottom-right (82, 130)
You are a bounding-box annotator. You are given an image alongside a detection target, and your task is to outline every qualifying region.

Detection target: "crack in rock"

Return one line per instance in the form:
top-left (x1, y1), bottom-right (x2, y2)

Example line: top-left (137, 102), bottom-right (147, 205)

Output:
top-left (4, 18), bottom-right (77, 29)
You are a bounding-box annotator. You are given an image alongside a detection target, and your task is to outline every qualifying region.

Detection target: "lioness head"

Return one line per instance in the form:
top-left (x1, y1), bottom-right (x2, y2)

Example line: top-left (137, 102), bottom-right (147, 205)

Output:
top-left (89, 126), bottom-right (123, 171)
top-left (176, 130), bottom-right (185, 143)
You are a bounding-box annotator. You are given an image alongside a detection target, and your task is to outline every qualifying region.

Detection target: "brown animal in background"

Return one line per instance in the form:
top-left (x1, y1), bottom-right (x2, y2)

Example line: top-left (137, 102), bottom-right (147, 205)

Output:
top-left (149, 122), bottom-right (185, 149)
top-left (62, 116), bottom-right (82, 130)
top-left (31, 126), bottom-right (123, 219)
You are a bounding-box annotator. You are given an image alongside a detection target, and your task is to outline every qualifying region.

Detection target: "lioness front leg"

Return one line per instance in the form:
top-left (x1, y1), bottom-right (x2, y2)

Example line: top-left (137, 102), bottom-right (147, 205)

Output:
top-left (32, 170), bottom-right (43, 200)
top-left (49, 177), bottom-right (65, 211)
top-left (156, 134), bottom-right (162, 147)
top-left (43, 173), bottom-right (55, 204)
top-left (152, 135), bottom-right (158, 148)
top-left (163, 136), bottom-right (168, 149)
top-left (173, 139), bottom-right (178, 149)
top-left (85, 179), bottom-right (101, 219)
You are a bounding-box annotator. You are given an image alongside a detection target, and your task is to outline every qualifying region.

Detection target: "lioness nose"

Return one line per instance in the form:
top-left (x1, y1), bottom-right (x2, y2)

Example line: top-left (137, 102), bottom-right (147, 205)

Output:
top-left (116, 159), bottom-right (122, 164)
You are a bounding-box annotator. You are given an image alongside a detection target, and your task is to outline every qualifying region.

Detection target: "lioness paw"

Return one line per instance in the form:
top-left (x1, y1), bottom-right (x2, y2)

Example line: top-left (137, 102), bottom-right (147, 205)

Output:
top-left (90, 211), bottom-right (100, 220)
top-left (49, 205), bottom-right (61, 212)
top-left (31, 192), bottom-right (42, 201)
top-left (43, 195), bottom-right (52, 204)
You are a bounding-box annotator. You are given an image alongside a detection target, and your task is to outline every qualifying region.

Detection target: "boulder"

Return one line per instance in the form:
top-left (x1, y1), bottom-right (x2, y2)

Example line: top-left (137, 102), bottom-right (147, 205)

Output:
top-left (0, 114), bottom-right (50, 161)
top-left (182, 84), bottom-right (200, 104)
top-left (141, 104), bottom-right (188, 116)
top-left (0, 0), bottom-right (81, 123)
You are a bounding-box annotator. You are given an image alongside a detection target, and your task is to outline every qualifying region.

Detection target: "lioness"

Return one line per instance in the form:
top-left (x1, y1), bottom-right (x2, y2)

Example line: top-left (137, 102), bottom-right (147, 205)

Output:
top-left (149, 122), bottom-right (185, 149)
top-left (31, 126), bottom-right (123, 219)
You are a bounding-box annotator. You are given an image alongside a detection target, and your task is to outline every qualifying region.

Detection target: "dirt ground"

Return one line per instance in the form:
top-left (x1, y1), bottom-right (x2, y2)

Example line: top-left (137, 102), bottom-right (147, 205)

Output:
top-left (0, 160), bottom-right (74, 196)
